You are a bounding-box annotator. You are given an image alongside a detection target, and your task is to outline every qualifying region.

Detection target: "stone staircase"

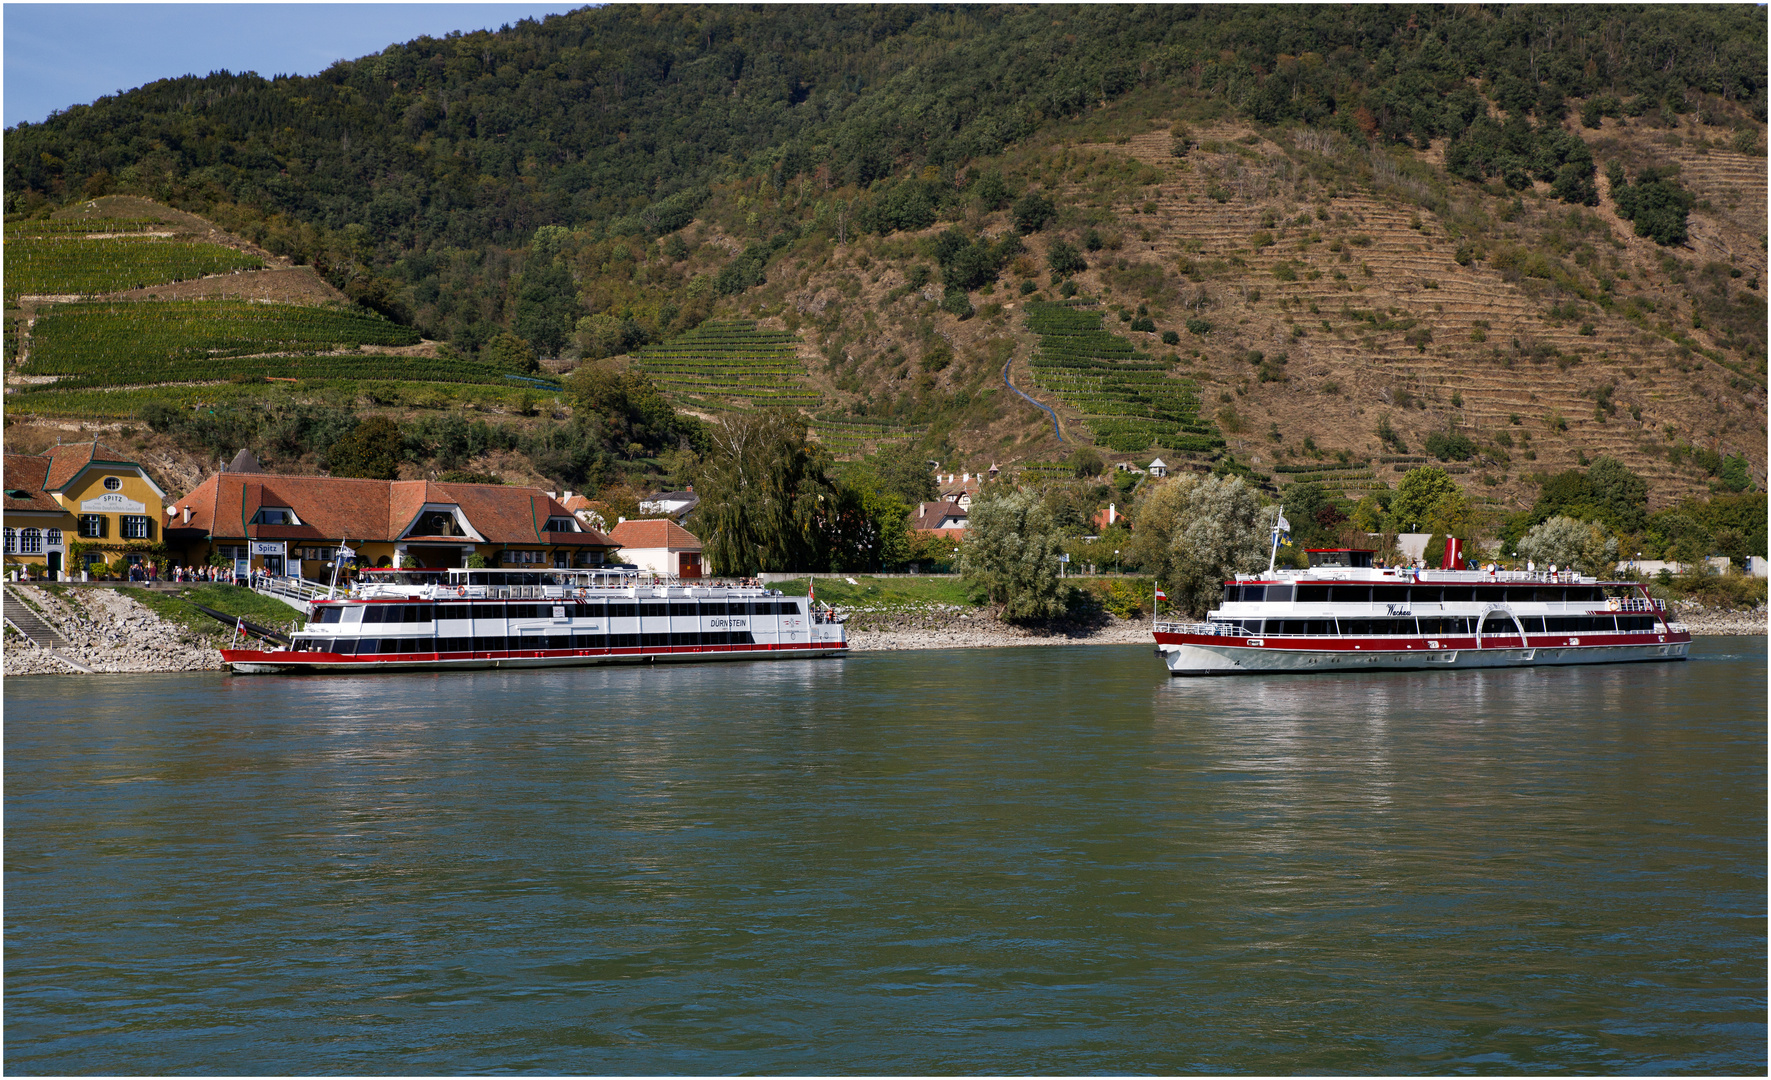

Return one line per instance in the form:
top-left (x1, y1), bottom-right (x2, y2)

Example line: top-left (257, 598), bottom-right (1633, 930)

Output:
top-left (3, 586), bottom-right (94, 673)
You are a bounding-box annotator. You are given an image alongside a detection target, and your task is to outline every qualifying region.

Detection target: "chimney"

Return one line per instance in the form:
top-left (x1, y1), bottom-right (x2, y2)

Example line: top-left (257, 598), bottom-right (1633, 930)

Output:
top-left (547, 491), bottom-right (557, 500)
top-left (1108, 503), bottom-right (1117, 524)
top-left (563, 491), bottom-right (573, 501)
top-left (184, 506), bottom-right (192, 524)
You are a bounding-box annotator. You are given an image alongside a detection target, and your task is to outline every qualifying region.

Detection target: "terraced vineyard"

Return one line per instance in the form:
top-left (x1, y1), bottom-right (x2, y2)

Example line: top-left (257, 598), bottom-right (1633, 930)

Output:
top-left (808, 413), bottom-right (926, 458)
top-left (630, 320), bottom-right (819, 411)
top-left (4, 217), bottom-right (167, 237)
top-left (4, 237), bottom-right (262, 299)
top-left (1023, 302), bottom-right (1221, 454)
top-left (17, 300), bottom-right (459, 389)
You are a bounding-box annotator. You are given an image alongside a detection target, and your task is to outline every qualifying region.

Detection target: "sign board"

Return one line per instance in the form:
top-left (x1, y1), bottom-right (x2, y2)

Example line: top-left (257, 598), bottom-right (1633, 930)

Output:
top-left (80, 492), bottom-right (145, 514)
top-left (1058, 554), bottom-right (1070, 562)
top-left (249, 540), bottom-right (287, 556)
top-left (234, 558), bottom-right (251, 578)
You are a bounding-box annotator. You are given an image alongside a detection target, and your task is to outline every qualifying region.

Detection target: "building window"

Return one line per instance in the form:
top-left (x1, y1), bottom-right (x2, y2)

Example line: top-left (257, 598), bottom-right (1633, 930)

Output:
top-left (19, 528), bottom-right (42, 554)
top-left (501, 549), bottom-right (545, 565)
top-left (120, 516), bottom-right (153, 540)
top-left (78, 515), bottom-right (107, 538)
top-left (296, 546), bottom-right (333, 562)
top-left (3, 528), bottom-right (14, 554)
top-left (103, 477), bottom-right (122, 491)
top-left (45, 529), bottom-right (62, 548)
top-left (215, 545), bottom-right (246, 563)
top-left (250, 507), bottom-right (297, 526)
top-left (545, 517), bottom-right (577, 533)
top-left (414, 510), bottom-right (458, 536)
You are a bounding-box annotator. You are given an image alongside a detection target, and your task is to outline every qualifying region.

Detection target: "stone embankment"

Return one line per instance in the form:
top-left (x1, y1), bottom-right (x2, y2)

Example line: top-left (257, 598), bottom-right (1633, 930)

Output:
top-left (841, 604), bottom-right (1153, 651)
top-left (3, 585), bottom-right (223, 676)
top-left (1675, 602), bottom-right (1768, 636)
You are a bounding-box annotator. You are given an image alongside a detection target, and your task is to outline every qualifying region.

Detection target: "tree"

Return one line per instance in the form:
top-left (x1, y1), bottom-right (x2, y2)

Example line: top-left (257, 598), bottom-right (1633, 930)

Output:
top-left (1013, 190), bottom-right (1056, 233)
top-left (694, 409), bottom-right (842, 575)
top-left (512, 257), bottom-right (580, 359)
top-left (327, 415), bottom-right (405, 480)
top-left (567, 362), bottom-right (682, 455)
top-left (1391, 466), bottom-right (1461, 532)
top-left (1046, 238), bottom-right (1086, 277)
top-left (1129, 474), bottom-right (1275, 618)
top-left (1515, 515), bottom-right (1619, 576)
top-left (485, 330), bottom-right (538, 373)
top-left (1582, 456), bottom-right (1648, 532)
top-left (960, 487), bottom-right (1066, 620)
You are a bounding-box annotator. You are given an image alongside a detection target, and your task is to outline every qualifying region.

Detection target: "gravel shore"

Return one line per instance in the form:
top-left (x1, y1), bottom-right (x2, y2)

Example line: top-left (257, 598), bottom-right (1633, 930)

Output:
top-left (842, 605), bottom-right (1156, 651)
top-left (4, 585), bottom-right (224, 676)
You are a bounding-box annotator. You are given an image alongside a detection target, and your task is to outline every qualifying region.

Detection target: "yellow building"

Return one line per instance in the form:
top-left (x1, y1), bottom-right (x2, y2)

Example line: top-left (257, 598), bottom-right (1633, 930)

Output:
top-left (3, 440), bottom-right (168, 579)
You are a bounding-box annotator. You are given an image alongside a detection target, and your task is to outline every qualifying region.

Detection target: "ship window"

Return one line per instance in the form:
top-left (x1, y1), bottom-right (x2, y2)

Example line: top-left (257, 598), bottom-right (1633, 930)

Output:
top-left (1569, 587), bottom-right (1603, 603)
top-left (1265, 584), bottom-right (1294, 603)
top-left (674, 632), bottom-right (700, 647)
top-left (1407, 587), bottom-right (1439, 604)
top-left (1240, 585), bottom-right (1267, 603)
top-left (641, 633), bottom-right (671, 648)
top-left (1520, 617), bottom-right (1545, 632)
top-left (573, 632), bottom-right (605, 648)
top-left (1440, 586), bottom-right (1474, 602)
top-left (1371, 585), bottom-right (1409, 603)
top-left (608, 603), bottom-right (638, 619)
top-left (1328, 585), bottom-right (1370, 603)
top-left (669, 602), bottom-right (698, 617)
top-left (1480, 614), bottom-right (1517, 634)
top-left (1296, 585), bottom-right (1330, 603)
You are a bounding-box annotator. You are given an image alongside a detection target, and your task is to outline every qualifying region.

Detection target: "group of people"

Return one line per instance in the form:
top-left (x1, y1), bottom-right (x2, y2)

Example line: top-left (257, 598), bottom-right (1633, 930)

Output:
top-left (170, 564), bottom-right (237, 584)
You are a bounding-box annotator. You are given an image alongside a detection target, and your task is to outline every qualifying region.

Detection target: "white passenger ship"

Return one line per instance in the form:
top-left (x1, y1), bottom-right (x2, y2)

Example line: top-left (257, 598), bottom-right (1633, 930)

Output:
top-left (1154, 548), bottom-right (1690, 676)
top-left (223, 568), bottom-right (846, 674)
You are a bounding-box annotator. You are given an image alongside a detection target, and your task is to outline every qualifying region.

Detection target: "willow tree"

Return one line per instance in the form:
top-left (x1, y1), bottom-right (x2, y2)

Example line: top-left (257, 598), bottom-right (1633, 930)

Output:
top-left (1130, 474), bottom-right (1276, 618)
top-left (695, 409), bottom-right (844, 575)
top-left (960, 487), bottom-right (1066, 620)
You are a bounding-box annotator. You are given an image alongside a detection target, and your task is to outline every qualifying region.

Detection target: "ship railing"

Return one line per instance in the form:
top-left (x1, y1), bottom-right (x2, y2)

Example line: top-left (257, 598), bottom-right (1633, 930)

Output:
top-left (1609, 596), bottom-right (1666, 613)
top-left (1155, 619), bottom-right (1250, 637)
top-left (256, 573), bottom-right (335, 604)
top-left (1664, 621), bottom-right (1689, 634)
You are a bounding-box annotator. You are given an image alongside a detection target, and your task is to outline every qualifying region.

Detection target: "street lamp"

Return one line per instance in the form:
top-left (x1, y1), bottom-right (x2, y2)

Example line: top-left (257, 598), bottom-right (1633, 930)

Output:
top-left (1114, 548), bottom-right (1120, 574)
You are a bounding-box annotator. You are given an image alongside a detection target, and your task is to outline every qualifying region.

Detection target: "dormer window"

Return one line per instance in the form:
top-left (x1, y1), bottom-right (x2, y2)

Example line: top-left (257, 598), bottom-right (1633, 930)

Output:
top-left (414, 510), bottom-right (458, 536)
top-left (545, 516), bottom-right (577, 533)
top-left (250, 507), bottom-right (299, 526)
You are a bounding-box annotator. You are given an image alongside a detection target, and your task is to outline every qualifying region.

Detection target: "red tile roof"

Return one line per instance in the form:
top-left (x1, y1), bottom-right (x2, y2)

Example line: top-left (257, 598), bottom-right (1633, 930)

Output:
top-left (40, 440), bottom-right (139, 492)
top-left (169, 474), bottom-right (614, 548)
top-left (2, 454), bottom-right (61, 513)
top-left (607, 518), bottom-right (702, 551)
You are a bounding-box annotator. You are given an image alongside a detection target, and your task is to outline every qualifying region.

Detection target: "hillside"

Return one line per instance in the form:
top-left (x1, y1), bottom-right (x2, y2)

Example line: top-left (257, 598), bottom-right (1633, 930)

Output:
top-left (3, 4), bottom-right (1764, 520)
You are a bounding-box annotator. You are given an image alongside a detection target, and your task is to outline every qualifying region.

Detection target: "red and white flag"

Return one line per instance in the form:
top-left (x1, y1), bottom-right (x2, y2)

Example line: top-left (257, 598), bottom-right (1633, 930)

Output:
top-left (808, 578), bottom-right (815, 602)
top-left (1154, 586), bottom-right (1168, 601)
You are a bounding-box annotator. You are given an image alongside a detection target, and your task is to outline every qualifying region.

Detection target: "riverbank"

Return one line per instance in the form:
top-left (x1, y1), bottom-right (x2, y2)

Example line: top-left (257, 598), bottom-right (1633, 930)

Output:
top-left (4, 584), bottom-right (226, 675)
top-left (3, 585), bottom-right (1760, 676)
top-left (842, 606), bottom-right (1153, 651)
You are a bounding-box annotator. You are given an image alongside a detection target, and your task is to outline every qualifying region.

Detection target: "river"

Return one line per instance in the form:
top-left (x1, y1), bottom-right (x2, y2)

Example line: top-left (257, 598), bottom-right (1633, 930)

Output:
top-left (6, 639), bottom-right (1764, 1074)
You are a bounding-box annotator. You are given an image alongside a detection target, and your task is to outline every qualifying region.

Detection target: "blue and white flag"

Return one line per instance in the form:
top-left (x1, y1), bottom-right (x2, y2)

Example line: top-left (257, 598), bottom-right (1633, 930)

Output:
top-left (1274, 511), bottom-right (1292, 547)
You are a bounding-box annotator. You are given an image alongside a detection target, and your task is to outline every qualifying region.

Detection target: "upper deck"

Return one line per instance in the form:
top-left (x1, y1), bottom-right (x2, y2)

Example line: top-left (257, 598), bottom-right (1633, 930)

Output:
top-left (324, 568), bottom-right (786, 604)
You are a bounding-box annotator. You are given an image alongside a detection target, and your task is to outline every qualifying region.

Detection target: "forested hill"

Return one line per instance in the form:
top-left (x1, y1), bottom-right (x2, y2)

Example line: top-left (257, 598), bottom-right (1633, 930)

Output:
top-left (6, 4), bottom-right (1764, 350)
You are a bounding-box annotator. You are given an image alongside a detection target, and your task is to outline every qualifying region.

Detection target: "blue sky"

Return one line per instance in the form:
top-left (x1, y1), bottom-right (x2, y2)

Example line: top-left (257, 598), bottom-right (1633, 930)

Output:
top-left (4, 3), bottom-right (590, 128)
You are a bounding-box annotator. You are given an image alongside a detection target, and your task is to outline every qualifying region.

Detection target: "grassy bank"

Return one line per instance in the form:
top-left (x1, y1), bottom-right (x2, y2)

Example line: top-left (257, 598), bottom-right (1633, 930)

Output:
top-left (121, 584), bottom-right (307, 639)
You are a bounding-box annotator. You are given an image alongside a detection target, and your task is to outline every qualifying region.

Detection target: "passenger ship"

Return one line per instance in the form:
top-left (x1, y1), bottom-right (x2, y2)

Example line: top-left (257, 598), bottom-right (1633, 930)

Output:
top-left (1153, 547), bottom-right (1689, 676)
top-left (222, 568), bottom-right (846, 674)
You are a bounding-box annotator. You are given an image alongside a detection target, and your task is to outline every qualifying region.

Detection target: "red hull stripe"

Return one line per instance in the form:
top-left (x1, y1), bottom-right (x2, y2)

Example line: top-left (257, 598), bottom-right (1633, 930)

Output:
top-left (223, 641), bottom-right (845, 663)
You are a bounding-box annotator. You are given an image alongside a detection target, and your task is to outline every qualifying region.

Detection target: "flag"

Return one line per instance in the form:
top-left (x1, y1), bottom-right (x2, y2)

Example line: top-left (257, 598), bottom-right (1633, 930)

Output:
top-left (1154, 586), bottom-right (1168, 601)
top-left (336, 543), bottom-right (356, 562)
top-left (808, 578), bottom-right (815, 603)
top-left (1275, 511), bottom-right (1292, 547)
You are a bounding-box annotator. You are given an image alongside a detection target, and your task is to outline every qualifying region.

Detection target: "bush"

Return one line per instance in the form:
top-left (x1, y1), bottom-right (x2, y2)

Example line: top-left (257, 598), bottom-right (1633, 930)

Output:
top-left (1161, 329), bottom-right (1181, 345)
top-left (941, 286), bottom-right (974, 319)
top-left (1185, 317), bottom-right (1211, 336)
